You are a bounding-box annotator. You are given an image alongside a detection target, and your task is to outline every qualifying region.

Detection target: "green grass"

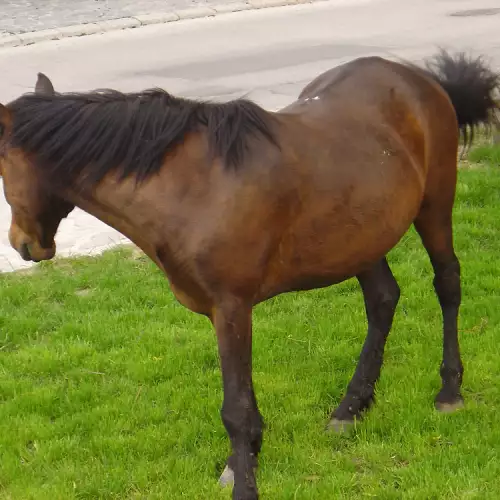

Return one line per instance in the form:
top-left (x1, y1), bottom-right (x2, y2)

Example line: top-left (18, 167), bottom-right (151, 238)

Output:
top-left (1, 148), bottom-right (500, 499)
top-left (468, 142), bottom-right (500, 166)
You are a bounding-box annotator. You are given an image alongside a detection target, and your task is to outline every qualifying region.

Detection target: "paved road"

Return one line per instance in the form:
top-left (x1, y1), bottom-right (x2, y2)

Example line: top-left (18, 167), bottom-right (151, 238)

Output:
top-left (0, 0), bottom-right (245, 34)
top-left (1, 0), bottom-right (500, 272)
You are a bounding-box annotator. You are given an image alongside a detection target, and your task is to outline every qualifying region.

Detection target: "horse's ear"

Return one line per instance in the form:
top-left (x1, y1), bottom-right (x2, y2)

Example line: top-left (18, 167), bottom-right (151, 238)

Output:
top-left (0, 103), bottom-right (12, 176)
top-left (35, 72), bottom-right (55, 95)
top-left (0, 102), bottom-right (12, 137)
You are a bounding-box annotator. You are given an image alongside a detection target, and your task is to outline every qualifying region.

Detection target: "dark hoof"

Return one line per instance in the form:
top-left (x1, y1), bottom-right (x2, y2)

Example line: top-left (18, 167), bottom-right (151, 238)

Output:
top-left (219, 465), bottom-right (234, 487)
top-left (234, 493), bottom-right (258, 500)
top-left (326, 418), bottom-right (355, 434)
top-left (435, 399), bottom-right (464, 413)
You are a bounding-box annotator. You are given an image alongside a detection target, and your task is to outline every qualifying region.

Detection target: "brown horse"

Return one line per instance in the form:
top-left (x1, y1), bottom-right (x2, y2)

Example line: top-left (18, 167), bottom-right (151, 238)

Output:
top-left (0, 50), bottom-right (499, 499)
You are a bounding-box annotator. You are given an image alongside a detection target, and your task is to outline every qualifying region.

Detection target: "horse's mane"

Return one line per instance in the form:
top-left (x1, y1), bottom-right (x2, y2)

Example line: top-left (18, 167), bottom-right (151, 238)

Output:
top-left (7, 88), bottom-right (278, 185)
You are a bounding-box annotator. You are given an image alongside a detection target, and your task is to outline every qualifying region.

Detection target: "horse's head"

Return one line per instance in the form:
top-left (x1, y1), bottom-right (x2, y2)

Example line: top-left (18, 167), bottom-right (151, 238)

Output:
top-left (0, 73), bottom-right (74, 263)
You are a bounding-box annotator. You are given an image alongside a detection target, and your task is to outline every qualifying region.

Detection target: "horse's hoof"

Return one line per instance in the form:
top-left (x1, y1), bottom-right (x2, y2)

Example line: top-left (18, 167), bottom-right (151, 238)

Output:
top-left (435, 399), bottom-right (464, 413)
top-left (326, 418), bottom-right (354, 434)
top-left (219, 465), bottom-right (234, 488)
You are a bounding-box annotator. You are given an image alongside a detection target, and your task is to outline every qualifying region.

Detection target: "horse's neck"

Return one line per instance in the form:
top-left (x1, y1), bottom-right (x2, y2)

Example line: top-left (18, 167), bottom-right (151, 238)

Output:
top-left (67, 175), bottom-right (162, 264)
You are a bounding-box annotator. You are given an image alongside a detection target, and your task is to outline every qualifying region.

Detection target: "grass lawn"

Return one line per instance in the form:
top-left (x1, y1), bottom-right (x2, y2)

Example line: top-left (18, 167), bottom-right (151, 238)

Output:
top-left (1, 147), bottom-right (500, 499)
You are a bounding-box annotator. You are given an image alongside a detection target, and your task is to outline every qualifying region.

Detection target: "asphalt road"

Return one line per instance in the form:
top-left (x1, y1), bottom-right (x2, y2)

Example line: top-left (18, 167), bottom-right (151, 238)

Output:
top-left (1, 0), bottom-right (499, 271)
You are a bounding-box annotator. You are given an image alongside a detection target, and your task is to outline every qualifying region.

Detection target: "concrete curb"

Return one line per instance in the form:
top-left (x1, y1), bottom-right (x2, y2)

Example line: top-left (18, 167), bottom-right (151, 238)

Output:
top-left (0, 0), bottom-right (325, 49)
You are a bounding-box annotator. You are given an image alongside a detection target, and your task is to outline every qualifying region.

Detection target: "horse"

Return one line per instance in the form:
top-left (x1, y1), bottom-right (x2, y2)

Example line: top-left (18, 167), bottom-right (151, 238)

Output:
top-left (0, 50), bottom-right (499, 500)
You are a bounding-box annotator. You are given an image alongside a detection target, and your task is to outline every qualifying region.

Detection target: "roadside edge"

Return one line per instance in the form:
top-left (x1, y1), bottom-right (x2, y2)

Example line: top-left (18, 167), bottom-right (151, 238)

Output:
top-left (0, 0), bottom-right (332, 49)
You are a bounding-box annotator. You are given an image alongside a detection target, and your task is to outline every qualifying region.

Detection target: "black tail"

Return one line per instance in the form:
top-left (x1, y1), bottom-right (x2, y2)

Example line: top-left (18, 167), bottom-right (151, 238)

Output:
top-left (423, 49), bottom-right (500, 146)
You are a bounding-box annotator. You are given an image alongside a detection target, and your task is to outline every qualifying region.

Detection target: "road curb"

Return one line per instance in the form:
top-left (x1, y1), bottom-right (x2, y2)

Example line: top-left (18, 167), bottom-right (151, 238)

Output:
top-left (0, 0), bottom-right (326, 49)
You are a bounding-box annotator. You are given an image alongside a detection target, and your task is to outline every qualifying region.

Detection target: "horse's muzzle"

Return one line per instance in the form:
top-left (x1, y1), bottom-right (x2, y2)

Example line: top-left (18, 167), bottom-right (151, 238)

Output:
top-left (16, 241), bottom-right (55, 263)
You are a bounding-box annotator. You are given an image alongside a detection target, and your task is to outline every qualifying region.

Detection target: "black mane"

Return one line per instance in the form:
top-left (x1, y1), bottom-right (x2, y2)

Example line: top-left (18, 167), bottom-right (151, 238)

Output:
top-left (7, 88), bottom-right (278, 185)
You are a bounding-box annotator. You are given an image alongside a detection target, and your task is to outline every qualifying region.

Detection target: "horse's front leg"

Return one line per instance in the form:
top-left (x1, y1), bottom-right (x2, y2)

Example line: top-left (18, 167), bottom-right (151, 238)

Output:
top-left (213, 297), bottom-right (263, 500)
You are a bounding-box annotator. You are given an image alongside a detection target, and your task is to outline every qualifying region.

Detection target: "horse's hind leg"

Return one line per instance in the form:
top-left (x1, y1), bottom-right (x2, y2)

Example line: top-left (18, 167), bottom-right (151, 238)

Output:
top-left (329, 257), bottom-right (400, 432)
top-left (414, 191), bottom-right (464, 412)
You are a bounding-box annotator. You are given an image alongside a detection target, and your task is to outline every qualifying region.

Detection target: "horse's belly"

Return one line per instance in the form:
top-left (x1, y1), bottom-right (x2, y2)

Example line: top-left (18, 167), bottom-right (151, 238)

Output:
top-left (259, 187), bottom-right (422, 300)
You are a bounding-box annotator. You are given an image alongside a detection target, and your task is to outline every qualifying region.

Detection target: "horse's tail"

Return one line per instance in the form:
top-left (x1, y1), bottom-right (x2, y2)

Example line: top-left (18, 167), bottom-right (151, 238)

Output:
top-left (422, 49), bottom-right (500, 146)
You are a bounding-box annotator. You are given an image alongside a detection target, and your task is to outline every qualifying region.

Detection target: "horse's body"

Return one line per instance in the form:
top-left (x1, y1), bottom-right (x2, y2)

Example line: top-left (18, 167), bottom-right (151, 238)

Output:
top-left (46, 57), bottom-right (450, 309)
top-left (1, 51), bottom-right (498, 500)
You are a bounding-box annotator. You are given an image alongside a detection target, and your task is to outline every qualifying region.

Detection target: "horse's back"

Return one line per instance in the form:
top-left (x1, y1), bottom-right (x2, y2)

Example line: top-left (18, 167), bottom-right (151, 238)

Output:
top-left (280, 55), bottom-right (458, 194)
